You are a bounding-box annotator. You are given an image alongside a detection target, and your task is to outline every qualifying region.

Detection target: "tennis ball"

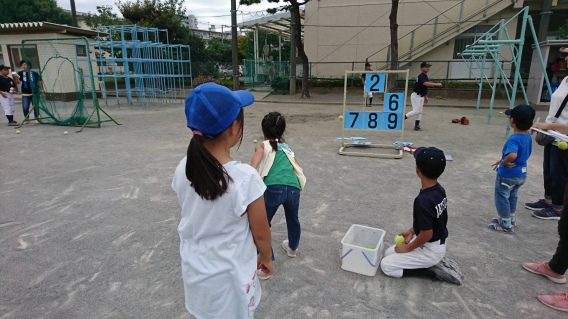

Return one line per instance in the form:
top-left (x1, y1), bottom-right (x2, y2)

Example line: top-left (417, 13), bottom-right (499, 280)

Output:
top-left (558, 140), bottom-right (568, 150)
top-left (338, 115), bottom-right (344, 120)
top-left (16, 130), bottom-right (20, 134)
top-left (394, 235), bottom-right (405, 244)
top-left (499, 111), bottom-right (503, 114)
top-left (64, 131), bottom-right (68, 135)
top-left (366, 245), bottom-right (375, 249)
top-left (253, 139), bottom-right (258, 143)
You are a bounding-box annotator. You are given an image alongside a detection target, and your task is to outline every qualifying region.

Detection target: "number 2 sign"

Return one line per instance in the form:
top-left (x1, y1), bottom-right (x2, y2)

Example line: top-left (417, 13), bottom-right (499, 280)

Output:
top-left (364, 73), bottom-right (385, 93)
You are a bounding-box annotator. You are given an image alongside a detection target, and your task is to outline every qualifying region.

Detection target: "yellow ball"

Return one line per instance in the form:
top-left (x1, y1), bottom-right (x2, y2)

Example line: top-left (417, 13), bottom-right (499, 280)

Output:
top-left (253, 139), bottom-right (258, 144)
top-left (338, 115), bottom-right (344, 120)
top-left (558, 140), bottom-right (568, 150)
top-left (499, 112), bottom-right (503, 114)
top-left (394, 235), bottom-right (405, 244)
top-left (15, 130), bottom-right (20, 134)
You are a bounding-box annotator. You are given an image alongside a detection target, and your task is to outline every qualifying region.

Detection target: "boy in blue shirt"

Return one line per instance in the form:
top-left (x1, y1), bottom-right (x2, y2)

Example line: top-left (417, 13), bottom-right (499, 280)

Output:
top-left (490, 104), bottom-right (536, 233)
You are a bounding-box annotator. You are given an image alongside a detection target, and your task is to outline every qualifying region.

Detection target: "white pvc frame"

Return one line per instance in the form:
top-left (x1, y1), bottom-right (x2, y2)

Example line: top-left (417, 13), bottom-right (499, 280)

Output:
top-left (339, 69), bottom-right (410, 159)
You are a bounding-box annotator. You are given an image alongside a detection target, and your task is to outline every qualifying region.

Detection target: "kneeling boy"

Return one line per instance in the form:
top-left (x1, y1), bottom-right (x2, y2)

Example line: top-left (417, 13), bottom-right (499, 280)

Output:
top-left (380, 147), bottom-right (448, 278)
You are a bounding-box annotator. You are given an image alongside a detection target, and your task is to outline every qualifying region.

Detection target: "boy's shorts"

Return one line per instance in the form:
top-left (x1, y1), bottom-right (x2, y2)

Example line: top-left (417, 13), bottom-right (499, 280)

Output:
top-left (0, 92), bottom-right (14, 116)
top-left (380, 237), bottom-right (446, 278)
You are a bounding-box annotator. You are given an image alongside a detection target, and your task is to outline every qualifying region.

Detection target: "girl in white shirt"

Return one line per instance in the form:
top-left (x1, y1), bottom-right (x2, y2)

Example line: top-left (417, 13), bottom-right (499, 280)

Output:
top-left (172, 83), bottom-right (273, 319)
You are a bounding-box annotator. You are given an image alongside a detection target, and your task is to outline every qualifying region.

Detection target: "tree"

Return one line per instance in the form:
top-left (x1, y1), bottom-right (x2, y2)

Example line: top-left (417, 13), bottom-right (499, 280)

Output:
top-left (0, 0), bottom-right (72, 25)
top-left (116, 0), bottom-right (187, 43)
top-left (238, 35), bottom-right (248, 60)
top-left (84, 5), bottom-right (126, 29)
top-left (206, 37), bottom-right (234, 62)
top-left (240, 0), bottom-right (311, 98)
top-left (387, 0), bottom-right (399, 93)
top-left (557, 20), bottom-right (568, 40)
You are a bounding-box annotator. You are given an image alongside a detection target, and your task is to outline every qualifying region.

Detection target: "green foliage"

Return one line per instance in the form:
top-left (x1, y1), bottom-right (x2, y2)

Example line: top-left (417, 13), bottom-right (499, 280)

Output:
top-left (244, 31), bottom-right (290, 60)
top-left (116, 0), bottom-right (186, 43)
top-left (0, 0), bottom-right (72, 24)
top-left (206, 37), bottom-right (234, 63)
top-left (271, 77), bottom-right (289, 93)
top-left (557, 20), bottom-right (568, 40)
top-left (84, 5), bottom-right (126, 29)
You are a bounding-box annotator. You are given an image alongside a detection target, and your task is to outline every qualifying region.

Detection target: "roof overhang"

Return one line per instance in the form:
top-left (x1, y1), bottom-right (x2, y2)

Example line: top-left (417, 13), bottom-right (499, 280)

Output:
top-left (0, 22), bottom-right (105, 38)
top-left (239, 10), bottom-right (304, 40)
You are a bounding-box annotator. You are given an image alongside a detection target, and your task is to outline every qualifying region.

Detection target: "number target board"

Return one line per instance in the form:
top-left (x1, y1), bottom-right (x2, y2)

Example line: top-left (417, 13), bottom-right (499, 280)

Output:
top-left (343, 93), bottom-right (404, 131)
top-left (339, 70), bottom-right (410, 159)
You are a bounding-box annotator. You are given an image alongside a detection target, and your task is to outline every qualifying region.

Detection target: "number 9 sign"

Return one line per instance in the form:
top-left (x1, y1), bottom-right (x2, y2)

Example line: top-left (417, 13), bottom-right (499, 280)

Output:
top-left (364, 73), bottom-right (385, 93)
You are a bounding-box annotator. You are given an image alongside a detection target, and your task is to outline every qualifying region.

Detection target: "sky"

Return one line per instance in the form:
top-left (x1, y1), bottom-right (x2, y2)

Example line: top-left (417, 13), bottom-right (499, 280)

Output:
top-left (57, 0), bottom-right (277, 30)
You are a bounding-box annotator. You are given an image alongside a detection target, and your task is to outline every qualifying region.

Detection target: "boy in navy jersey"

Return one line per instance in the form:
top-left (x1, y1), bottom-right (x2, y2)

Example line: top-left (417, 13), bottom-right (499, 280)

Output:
top-left (381, 147), bottom-right (449, 278)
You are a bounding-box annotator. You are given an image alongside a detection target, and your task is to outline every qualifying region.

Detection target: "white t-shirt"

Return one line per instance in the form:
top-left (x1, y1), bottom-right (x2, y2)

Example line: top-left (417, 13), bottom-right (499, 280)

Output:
top-left (547, 76), bottom-right (568, 125)
top-left (172, 158), bottom-right (267, 319)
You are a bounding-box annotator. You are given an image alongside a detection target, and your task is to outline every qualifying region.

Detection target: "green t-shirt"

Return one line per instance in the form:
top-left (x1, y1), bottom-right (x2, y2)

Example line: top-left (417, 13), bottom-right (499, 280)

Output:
top-left (263, 148), bottom-right (301, 189)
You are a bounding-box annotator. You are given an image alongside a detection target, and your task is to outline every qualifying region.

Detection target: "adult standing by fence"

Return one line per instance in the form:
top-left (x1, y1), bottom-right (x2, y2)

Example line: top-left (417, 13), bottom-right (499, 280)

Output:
top-left (404, 62), bottom-right (443, 131)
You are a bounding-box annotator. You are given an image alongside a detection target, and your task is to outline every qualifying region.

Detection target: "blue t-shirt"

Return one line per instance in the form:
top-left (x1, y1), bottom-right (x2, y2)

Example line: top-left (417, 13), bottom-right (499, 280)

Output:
top-left (497, 133), bottom-right (532, 178)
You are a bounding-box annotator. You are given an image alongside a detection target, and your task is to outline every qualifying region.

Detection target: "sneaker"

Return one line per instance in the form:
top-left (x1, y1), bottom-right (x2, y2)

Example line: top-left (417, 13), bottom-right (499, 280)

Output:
top-left (523, 261), bottom-right (566, 283)
top-left (538, 292), bottom-right (568, 312)
top-left (8, 122), bottom-right (17, 126)
top-left (256, 269), bottom-right (271, 280)
top-left (414, 126), bottom-right (421, 131)
top-left (428, 257), bottom-right (463, 285)
top-left (525, 199), bottom-right (552, 211)
top-left (492, 217), bottom-right (516, 227)
top-left (281, 240), bottom-right (297, 258)
top-left (533, 207), bottom-right (562, 220)
top-left (489, 220), bottom-right (514, 233)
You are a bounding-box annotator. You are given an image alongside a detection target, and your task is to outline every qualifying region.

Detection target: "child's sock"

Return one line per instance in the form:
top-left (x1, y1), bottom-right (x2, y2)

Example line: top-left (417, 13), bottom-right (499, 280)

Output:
top-left (369, 98), bottom-right (373, 105)
top-left (511, 213), bottom-right (516, 226)
top-left (501, 217), bottom-right (512, 228)
top-left (415, 120), bottom-right (420, 127)
top-left (403, 268), bottom-right (436, 279)
top-left (6, 115), bottom-right (13, 123)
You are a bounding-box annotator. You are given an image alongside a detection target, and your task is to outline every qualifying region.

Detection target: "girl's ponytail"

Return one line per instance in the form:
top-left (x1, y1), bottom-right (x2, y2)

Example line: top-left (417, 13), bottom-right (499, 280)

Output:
top-left (262, 112), bottom-right (287, 152)
top-left (185, 109), bottom-right (244, 201)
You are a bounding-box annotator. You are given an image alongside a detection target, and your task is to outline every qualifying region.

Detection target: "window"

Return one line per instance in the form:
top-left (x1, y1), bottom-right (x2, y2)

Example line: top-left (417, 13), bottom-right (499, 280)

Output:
top-left (76, 45), bottom-right (87, 57)
top-left (8, 44), bottom-right (40, 71)
top-left (453, 25), bottom-right (497, 59)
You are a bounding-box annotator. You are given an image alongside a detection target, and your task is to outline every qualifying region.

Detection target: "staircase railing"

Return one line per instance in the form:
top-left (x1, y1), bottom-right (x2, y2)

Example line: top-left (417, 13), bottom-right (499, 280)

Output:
top-left (368, 0), bottom-right (510, 70)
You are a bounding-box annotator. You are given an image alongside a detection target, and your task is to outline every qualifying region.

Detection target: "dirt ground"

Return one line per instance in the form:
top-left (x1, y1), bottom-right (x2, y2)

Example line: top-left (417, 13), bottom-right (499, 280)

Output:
top-left (0, 97), bottom-right (566, 319)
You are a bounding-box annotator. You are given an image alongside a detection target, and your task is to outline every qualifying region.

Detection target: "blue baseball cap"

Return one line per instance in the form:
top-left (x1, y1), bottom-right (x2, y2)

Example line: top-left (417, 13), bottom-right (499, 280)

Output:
top-left (185, 83), bottom-right (255, 137)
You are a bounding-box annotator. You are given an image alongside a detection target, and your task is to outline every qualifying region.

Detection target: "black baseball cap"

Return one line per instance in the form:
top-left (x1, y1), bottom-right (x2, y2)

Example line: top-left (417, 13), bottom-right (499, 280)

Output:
top-left (414, 147), bottom-right (446, 179)
top-left (0, 64), bottom-right (10, 70)
top-left (504, 104), bottom-right (536, 122)
top-left (420, 62), bottom-right (432, 68)
top-left (365, 62), bottom-right (371, 67)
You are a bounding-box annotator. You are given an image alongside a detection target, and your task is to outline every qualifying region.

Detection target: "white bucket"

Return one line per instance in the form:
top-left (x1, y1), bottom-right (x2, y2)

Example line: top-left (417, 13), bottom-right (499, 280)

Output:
top-left (340, 225), bottom-right (386, 276)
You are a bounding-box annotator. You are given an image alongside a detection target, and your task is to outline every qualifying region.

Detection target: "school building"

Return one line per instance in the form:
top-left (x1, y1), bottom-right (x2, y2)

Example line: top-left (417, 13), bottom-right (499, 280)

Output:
top-left (303, 0), bottom-right (568, 79)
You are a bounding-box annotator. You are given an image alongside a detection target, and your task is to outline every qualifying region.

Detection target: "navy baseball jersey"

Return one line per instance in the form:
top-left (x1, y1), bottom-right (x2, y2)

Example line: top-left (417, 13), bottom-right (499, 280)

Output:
top-left (413, 73), bottom-right (429, 97)
top-left (412, 183), bottom-right (448, 242)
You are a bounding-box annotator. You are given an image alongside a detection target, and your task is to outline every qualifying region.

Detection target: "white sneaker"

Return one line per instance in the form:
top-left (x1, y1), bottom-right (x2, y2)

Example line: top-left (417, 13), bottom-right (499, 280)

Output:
top-left (281, 240), bottom-right (297, 258)
top-left (256, 269), bottom-right (271, 280)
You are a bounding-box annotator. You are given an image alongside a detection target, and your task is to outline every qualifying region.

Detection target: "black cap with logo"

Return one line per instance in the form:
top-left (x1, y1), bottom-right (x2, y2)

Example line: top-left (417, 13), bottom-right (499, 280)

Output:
top-left (414, 147), bottom-right (446, 179)
top-left (504, 104), bottom-right (536, 122)
top-left (420, 62), bottom-right (432, 68)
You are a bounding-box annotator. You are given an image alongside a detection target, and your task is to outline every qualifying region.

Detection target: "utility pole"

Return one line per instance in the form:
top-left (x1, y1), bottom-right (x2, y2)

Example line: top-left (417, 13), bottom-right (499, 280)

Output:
top-left (231, 0), bottom-right (239, 90)
top-left (289, 9), bottom-right (297, 95)
top-left (70, 0), bottom-right (78, 27)
top-left (538, 0), bottom-right (553, 42)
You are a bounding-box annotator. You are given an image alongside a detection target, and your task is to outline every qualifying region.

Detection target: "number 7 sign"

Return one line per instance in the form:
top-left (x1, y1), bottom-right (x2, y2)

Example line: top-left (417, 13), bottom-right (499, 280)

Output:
top-left (364, 73), bottom-right (385, 93)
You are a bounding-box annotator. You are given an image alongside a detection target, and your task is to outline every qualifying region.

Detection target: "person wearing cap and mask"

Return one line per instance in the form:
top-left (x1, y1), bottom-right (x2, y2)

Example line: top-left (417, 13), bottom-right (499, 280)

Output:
top-left (362, 63), bottom-right (374, 107)
top-left (489, 104), bottom-right (535, 233)
top-left (380, 147), bottom-right (449, 279)
top-left (171, 83), bottom-right (273, 319)
top-left (0, 64), bottom-right (18, 126)
top-left (405, 62), bottom-right (443, 131)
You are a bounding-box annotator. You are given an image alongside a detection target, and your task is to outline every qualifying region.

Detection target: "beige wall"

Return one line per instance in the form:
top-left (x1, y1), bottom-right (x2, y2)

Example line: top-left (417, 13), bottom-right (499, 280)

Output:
top-left (0, 33), bottom-right (100, 92)
top-left (303, 0), bottom-right (558, 78)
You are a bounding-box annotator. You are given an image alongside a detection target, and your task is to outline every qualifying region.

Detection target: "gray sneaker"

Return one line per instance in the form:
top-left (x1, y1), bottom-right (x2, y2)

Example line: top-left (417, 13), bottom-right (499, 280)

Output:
top-left (428, 257), bottom-right (463, 285)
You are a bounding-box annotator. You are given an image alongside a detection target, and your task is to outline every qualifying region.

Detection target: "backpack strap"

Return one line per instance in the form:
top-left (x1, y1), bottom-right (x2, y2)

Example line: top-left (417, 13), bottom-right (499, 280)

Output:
top-left (554, 93), bottom-right (568, 120)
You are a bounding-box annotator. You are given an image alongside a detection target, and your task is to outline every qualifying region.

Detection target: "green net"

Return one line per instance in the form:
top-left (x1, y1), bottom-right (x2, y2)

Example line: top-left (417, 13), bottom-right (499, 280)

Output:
top-left (23, 37), bottom-right (102, 127)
